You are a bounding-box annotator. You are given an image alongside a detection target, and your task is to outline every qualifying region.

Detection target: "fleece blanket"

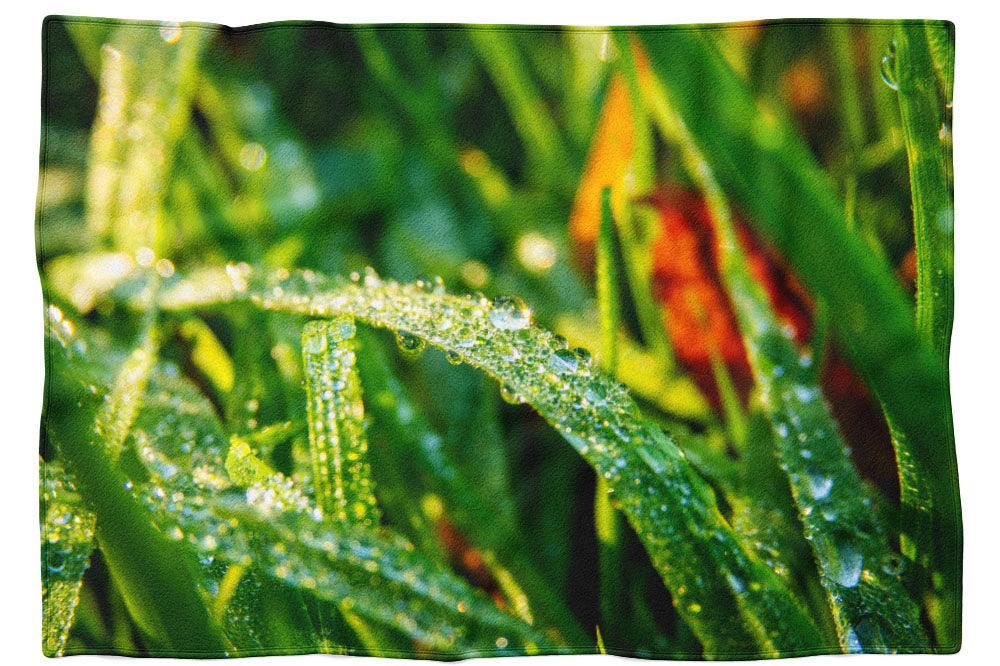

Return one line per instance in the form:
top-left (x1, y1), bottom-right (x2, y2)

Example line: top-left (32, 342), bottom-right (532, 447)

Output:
top-left (37, 16), bottom-right (959, 659)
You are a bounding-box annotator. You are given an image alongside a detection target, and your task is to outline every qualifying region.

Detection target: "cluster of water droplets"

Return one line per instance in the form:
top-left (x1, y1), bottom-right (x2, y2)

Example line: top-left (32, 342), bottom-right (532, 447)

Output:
top-left (40, 462), bottom-right (97, 656)
top-left (188, 265), bottom-right (833, 654)
top-left (302, 318), bottom-right (381, 527)
top-left (748, 321), bottom-right (926, 651)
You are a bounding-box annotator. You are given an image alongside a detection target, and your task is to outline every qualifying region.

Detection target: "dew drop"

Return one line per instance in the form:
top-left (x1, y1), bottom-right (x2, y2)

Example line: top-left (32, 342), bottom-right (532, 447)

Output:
top-left (303, 333), bottom-right (327, 354)
top-left (488, 296), bottom-right (531, 331)
top-left (499, 384), bottom-right (524, 405)
top-left (500, 344), bottom-right (520, 363)
top-left (880, 43), bottom-right (899, 91)
top-left (881, 553), bottom-right (906, 576)
top-left (808, 475), bottom-right (833, 500)
top-left (584, 381), bottom-right (609, 407)
top-left (445, 350), bottom-right (463, 365)
top-left (548, 348), bottom-right (579, 374)
top-left (395, 332), bottom-right (425, 354)
top-left (833, 540), bottom-right (864, 588)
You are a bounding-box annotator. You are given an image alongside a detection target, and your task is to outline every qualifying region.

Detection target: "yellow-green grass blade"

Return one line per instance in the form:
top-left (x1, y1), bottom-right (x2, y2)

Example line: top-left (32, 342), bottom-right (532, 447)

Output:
top-left (71, 21), bottom-right (206, 252)
top-left (40, 461), bottom-right (97, 656)
top-left (301, 318), bottom-right (381, 528)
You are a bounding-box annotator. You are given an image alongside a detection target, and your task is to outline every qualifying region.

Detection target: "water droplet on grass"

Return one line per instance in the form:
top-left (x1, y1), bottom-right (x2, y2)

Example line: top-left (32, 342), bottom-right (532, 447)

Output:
top-left (548, 348), bottom-right (579, 374)
top-left (881, 553), bottom-right (905, 576)
top-left (488, 296), bottom-right (531, 331)
top-left (808, 475), bottom-right (833, 500)
top-left (881, 43), bottom-right (899, 90)
top-left (395, 331), bottom-right (425, 354)
top-left (499, 384), bottom-right (524, 405)
top-left (833, 540), bottom-right (863, 588)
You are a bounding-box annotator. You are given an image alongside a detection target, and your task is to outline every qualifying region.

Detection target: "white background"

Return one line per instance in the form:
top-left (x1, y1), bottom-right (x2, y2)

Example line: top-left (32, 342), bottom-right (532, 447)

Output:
top-left (1, 1), bottom-right (996, 663)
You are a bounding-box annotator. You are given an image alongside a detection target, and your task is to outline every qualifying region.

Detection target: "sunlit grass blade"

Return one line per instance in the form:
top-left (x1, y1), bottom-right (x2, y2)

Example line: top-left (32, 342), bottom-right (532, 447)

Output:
top-left (890, 22), bottom-right (954, 363)
top-left (76, 23), bottom-right (206, 252)
top-left (301, 318), bottom-right (380, 527)
top-left (95, 332), bottom-right (157, 460)
top-left (655, 86), bottom-right (927, 651)
top-left (178, 317), bottom-right (235, 396)
top-left (636, 29), bottom-right (960, 647)
top-left (161, 265), bottom-right (823, 655)
top-left (40, 461), bottom-right (97, 656)
top-left (44, 252), bottom-right (137, 313)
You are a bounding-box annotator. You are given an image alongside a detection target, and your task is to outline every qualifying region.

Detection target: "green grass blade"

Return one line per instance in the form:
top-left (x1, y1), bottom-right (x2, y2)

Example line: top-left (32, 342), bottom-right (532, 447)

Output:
top-left (596, 187), bottom-right (621, 374)
top-left (97, 339), bottom-right (547, 654)
top-left (46, 334), bottom-right (229, 654)
top-left (594, 186), bottom-right (629, 645)
top-left (140, 408), bottom-right (547, 653)
top-left (656, 89), bottom-right (927, 651)
top-left (354, 333), bottom-right (588, 645)
top-left (301, 318), bottom-right (381, 527)
top-left (885, 29), bottom-right (958, 640)
top-left (923, 22), bottom-right (955, 102)
top-left (95, 333), bottom-right (157, 460)
top-left (40, 461), bottom-right (97, 656)
top-left (162, 266), bottom-right (824, 655)
top-left (828, 25), bottom-right (866, 228)
top-left (637, 30), bottom-right (960, 645)
top-left (891, 22), bottom-right (954, 363)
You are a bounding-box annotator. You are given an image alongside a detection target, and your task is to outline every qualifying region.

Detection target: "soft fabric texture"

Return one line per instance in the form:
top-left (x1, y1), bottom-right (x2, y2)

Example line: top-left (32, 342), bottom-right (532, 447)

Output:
top-left (37, 16), bottom-right (959, 659)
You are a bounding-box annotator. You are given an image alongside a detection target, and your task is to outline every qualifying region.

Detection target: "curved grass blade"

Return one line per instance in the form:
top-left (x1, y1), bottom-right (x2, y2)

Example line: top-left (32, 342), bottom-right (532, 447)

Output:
top-left (40, 461), bottom-right (96, 656)
top-left (656, 88), bottom-right (927, 651)
top-left (354, 332), bottom-right (588, 645)
top-left (125, 361), bottom-right (547, 654)
top-left (301, 318), bottom-right (380, 527)
top-left (635, 29), bottom-right (959, 648)
top-left (635, 32), bottom-right (960, 618)
top-left (162, 265), bottom-right (823, 655)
